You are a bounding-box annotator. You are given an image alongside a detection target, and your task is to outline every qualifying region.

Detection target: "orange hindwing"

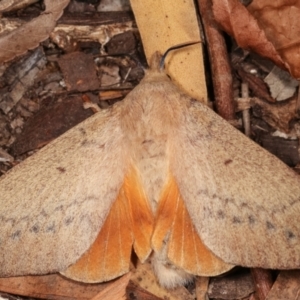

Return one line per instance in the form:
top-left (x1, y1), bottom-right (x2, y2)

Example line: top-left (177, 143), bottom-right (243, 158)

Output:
top-left (153, 174), bottom-right (233, 276)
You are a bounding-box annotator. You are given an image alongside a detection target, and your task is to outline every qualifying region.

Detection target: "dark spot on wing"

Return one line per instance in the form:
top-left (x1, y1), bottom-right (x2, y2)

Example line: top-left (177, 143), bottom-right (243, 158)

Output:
top-left (217, 210), bottom-right (225, 219)
top-left (11, 230), bottom-right (21, 240)
top-left (233, 216), bottom-right (242, 223)
top-left (248, 215), bottom-right (256, 224)
top-left (290, 198), bottom-right (300, 206)
top-left (79, 128), bottom-right (87, 135)
top-left (54, 205), bottom-right (64, 212)
top-left (4, 217), bottom-right (16, 226)
top-left (266, 221), bottom-right (275, 230)
top-left (99, 143), bottom-right (105, 149)
top-left (286, 230), bottom-right (296, 240)
top-left (81, 139), bottom-right (97, 147)
top-left (46, 223), bottom-right (56, 233)
top-left (30, 224), bottom-right (40, 233)
top-left (81, 139), bottom-right (88, 146)
top-left (57, 167), bottom-right (66, 173)
top-left (64, 217), bottom-right (74, 226)
top-left (149, 152), bottom-right (165, 159)
top-left (224, 159), bottom-right (233, 165)
top-left (40, 209), bottom-right (48, 218)
top-left (240, 202), bottom-right (248, 208)
top-left (196, 189), bottom-right (207, 196)
top-left (203, 206), bottom-right (213, 217)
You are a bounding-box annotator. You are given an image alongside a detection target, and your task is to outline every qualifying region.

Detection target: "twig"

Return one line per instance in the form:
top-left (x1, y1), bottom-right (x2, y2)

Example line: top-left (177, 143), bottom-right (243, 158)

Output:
top-left (197, 0), bottom-right (235, 120)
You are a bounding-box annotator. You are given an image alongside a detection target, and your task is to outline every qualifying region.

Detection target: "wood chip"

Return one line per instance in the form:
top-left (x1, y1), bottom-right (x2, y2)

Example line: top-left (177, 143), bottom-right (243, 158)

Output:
top-left (58, 52), bottom-right (100, 92)
top-left (208, 269), bottom-right (255, 300)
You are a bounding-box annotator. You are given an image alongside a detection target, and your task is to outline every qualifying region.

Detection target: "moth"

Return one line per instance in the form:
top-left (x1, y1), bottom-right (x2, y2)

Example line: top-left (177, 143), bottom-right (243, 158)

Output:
top-left (0, 50), bottom-right (300, 289)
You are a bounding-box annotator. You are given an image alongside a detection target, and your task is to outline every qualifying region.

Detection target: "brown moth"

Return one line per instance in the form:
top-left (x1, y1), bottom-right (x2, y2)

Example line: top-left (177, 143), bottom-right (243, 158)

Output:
top-left (1, 51), bottom-right (300, 289)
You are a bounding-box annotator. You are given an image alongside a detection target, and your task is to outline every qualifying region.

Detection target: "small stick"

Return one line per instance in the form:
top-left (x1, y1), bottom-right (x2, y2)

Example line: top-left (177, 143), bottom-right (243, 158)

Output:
top-left (241, 82), bottom-right (251, 137)
top-left (195, 276), bottom-right (209, 300)
top-left (197, 0), bottom-right (235, 121)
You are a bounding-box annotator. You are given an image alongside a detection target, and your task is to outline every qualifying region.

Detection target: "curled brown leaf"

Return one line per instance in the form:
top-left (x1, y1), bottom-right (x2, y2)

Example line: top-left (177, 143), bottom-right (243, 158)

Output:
top-left (0, 0), bottom-right (70, 63)
top-left (248, 0), bottom-right (300, 79)
top-left (212, 0), bottom-right (289, 75)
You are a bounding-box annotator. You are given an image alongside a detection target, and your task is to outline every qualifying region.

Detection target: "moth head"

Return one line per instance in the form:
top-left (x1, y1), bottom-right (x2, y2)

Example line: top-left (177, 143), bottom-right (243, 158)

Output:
top-left (143, 52), bottom-right (169, 83)
top-left (149, 51), bottom-right (163, 72)
top-left (146, 41), bottom-right (202, 80)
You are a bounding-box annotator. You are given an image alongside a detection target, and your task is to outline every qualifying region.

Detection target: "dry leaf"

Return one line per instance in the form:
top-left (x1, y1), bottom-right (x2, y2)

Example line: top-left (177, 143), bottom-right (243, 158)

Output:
top-left (266, 271), bottom-right (300, 300)
top-left (91, 272), bottom-right (130, 300)
top-left (0, 0), bottom-right (70, 63)
top-left (212, 0), bottom-right (288, 73)
top-left (250, 96), bottom-right (298, 133)
top-left (0, 273), bottom-right (128, 299)
top-left (208, 269), bottom-right (255, 299)
top-left (236, 68), bottom-right (275, 103)
top-left (0, 0), bottom-right (39, 12)
top-left (126, 281), bottom-right (164, 300)
top-left (248, 0), bottom-right (300, 79)
top-left (251, 268), bottom-right (274, 300)
top-left (11, 96), bottom-right (94, 156)
top-left (0, 47), bottom-right (47, 114)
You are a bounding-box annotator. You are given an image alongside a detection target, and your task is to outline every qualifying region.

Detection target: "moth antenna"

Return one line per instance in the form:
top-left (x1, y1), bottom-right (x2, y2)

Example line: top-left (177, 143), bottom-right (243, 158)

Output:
top-left (159, 41), bottom-right (202, 70)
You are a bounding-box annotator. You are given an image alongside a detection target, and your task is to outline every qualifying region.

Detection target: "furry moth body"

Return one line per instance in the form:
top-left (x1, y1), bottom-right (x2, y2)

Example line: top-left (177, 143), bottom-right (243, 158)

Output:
top-left (1, 52), bottom-right (300, 288)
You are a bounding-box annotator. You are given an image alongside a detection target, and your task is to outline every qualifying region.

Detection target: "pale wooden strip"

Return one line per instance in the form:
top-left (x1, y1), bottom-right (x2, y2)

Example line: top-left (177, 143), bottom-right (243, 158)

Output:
top-left (130, 0), bottom-right (207, 103)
